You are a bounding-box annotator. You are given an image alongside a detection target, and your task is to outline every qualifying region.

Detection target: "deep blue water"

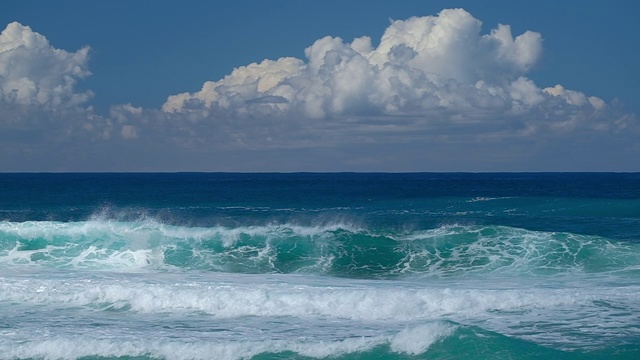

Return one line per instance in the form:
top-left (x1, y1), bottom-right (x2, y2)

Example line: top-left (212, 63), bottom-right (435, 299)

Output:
top-left (1, 173), bottom-right (639, 359)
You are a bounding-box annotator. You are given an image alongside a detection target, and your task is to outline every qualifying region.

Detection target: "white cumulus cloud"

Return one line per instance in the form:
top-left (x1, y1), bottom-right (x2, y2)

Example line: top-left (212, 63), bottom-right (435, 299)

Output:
top-left (0, 22), bottom-right (92, 109)
top-left (0, 22), bottom-right (114, 171)
top-left (0, 9), bottom-right (636, 172)
top-left (161, 7), bottom-right (610, 132)
top-left (141, 7), bottom-right (637, 172)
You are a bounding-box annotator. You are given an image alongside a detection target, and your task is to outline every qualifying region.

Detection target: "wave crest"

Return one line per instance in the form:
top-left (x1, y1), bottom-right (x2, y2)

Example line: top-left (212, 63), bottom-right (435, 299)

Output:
top-left (1, 220), bottom-right (638, 277)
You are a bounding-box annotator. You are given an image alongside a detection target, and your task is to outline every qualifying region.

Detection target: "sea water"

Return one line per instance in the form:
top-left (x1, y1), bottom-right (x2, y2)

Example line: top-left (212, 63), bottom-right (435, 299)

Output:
top-left (0, 173), bottom-right (639, 359)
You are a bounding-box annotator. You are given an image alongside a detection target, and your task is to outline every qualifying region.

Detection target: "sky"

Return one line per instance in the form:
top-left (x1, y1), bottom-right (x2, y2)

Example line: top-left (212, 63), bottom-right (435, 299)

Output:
top-left (1, 0), bottom-right (638, 172)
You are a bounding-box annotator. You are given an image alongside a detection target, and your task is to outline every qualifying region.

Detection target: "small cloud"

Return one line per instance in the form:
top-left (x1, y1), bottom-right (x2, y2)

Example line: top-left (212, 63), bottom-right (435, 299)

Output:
top-left (110, 103), bottom-right (143, 122)
top-left (121, 125), bottom-right (138, 139)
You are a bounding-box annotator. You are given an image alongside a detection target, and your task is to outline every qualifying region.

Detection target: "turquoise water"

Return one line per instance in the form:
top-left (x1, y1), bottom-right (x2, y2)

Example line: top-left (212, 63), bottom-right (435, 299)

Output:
top-left (1, 173), bottom-right (639, 359)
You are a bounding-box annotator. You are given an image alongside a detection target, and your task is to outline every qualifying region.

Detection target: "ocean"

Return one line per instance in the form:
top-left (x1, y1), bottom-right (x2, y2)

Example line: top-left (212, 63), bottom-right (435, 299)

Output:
top-left (1, 173), bottom-right (639, 359)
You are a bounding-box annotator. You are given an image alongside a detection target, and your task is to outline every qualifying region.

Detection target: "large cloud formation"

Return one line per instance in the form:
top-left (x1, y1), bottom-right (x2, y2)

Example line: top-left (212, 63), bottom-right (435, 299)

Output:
top-left (161, 8), bottom-right (621, 138)
top-left (0, 9), bottom-right (636, 171)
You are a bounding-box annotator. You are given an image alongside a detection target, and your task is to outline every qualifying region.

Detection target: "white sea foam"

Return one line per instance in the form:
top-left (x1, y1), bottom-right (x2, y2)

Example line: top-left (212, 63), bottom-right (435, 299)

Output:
top-left (466, 197), bottom-right (513, 203)
top-left (0, 322), bottom-right (456, 360)
top-left (1, 220), bottom-right (638, 277)
top-left (389, 323), bottom-right (457, 355)
top-left (2, 272), bottom-right (637, 322)
top-left (2, 267), bottom-right (639, 353)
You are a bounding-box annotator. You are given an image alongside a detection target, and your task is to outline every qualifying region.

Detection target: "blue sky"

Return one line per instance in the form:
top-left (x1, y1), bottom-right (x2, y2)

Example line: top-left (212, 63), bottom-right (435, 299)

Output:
top-left (1, 1), bottom-right (638, 171)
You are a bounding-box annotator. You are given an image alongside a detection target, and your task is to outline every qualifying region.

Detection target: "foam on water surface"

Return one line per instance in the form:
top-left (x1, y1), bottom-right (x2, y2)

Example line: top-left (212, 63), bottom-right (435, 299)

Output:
top-left (1, 269), bottom-right (639, 354)
top-left (1, 220), bottom-right (638, 278)
top-left (1, 322), bottom-right (456, 360)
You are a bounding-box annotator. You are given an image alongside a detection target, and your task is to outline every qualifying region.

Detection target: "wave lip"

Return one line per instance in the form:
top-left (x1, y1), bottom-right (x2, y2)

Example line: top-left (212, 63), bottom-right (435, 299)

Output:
top-left (1, 220), bottom-right (639, 277)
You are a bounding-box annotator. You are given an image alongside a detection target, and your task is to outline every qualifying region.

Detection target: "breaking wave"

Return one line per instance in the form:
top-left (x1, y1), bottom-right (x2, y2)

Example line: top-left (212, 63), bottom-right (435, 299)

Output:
top-left (1, 219), bottom-right (638, 277)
